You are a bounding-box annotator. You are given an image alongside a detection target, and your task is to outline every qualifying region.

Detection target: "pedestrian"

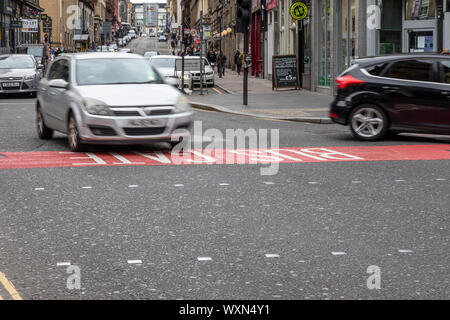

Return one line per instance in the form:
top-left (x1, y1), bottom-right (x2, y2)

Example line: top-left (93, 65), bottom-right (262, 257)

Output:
top-left (207, 49), bottom-right (216, 68)
top-left (235, 50), bottom-right (242, 75)
top-left (217, 51), bottom-right (226, 78)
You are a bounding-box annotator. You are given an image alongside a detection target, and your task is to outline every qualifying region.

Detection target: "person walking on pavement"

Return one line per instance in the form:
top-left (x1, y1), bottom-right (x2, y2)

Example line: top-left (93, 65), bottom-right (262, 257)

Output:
top-left (235, 50), bottom-right (242, 76)
top-left (207, 49), bottom-right (216, 68)
top-left (217, 51), bottom-right (226, 78)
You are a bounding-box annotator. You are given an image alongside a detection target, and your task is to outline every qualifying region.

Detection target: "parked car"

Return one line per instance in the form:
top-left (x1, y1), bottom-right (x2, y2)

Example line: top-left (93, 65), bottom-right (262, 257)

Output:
top-left (149, 31), bottom-right (156, 37)
top-left (15, 44), bottom-right (50, 71)
top-left (141, 33), bottom-right (147, 37)
top-left (118, 38), bottom-right (123, 46)
top-left (0, 54), bottom-right (43, 96)
top-left (182, 56), bottom-right (215, 87)
top-left (329, 54), bottom-right (450, 140)
top-left (149, 55), bottom-right (192, 91)
top-left (36, 52), bottom-right (194, 151)
top-left (158, 35), bottom-right (167, 42)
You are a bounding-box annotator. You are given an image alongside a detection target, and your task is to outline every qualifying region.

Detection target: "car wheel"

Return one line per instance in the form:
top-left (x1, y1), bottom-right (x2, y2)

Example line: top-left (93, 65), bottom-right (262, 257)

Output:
top-left (36, 107), bottom-right (53, 139)
top-left (68, 113), bottom-right (85, 152)
top-left (349, 104), bottom-right (388, 141)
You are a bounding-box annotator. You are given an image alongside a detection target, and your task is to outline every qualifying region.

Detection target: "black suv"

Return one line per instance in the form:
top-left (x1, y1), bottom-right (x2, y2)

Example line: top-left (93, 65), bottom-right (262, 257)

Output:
top-left (330, 54), bottom-right (450, 140)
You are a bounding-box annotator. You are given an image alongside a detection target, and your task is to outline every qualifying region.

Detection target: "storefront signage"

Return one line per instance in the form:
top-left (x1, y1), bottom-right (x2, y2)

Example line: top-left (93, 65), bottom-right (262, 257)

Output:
top-left (11, 21), bottom-right (23, 28)
top-left (22, 19), bottom-right (39, 33)
top-left (272, 55), bottom-right (300, 90)
top-left (290, 2), bottom-right (308, 21)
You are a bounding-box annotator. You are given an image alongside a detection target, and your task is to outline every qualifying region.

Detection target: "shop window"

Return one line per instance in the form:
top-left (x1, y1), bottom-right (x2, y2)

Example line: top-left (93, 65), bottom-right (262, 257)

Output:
top-left (439, 60), bottom-right (450, 84)
top-left (318, 0), bottom-right (332, 87)
top-left (405, 0), bottom-right (436, 20)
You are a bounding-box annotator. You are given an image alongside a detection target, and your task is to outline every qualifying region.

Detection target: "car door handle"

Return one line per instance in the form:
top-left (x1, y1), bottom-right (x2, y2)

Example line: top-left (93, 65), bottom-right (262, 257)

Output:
top-left (441, 91), bottom-right (450, 96)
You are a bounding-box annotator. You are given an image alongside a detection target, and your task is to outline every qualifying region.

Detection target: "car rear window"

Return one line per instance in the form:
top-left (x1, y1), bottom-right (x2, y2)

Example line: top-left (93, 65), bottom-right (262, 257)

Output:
top-left (365, 63), bottom-right (389, 76)
top-left (439, 60), bottom-right (450, 84)
top-left (385, 59), bottom-right (434, 82)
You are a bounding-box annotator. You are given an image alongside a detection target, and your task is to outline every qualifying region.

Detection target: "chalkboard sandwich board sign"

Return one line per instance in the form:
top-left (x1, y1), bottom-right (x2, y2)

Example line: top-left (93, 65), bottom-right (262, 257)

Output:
top-left (272, 55), bottom-right (300, 91)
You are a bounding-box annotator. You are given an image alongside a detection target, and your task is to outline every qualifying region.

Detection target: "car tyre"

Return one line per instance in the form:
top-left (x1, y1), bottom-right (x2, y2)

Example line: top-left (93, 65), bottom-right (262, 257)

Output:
top-left (36, 107), bottom-right (53, 139)
top-left (68, 113), bottom-right (85, 152)
top-left (349, 104), bottom-right (388, 141)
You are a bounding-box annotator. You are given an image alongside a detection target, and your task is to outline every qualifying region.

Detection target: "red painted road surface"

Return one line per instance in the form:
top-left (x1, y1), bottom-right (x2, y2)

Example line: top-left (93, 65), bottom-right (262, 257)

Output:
top-left (0, 145), bottom-right (449, 170)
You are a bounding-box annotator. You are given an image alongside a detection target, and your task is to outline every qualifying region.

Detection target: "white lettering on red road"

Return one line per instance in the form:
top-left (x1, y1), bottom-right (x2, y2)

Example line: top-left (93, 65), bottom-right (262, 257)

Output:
top-left (0, 144), bottom-right (449, 170)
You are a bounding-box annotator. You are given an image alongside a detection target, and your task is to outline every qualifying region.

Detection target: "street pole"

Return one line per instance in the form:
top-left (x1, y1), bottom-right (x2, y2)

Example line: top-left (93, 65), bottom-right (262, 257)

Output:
top-left (243, 26), bottom-right (249, 106)
top-left (200, 11), bottom-right (204, 95)
top-left (181, 9), bottom-right (185, 93)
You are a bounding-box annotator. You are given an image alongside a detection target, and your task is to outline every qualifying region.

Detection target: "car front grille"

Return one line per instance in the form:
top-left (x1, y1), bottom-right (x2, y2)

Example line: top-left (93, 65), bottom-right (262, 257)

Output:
top-left (113, 110), bottom-right (141, 117)
top-left (0, 77), bottom-right (22, 81)
top-left (123, 127), bottom-right (165, 136)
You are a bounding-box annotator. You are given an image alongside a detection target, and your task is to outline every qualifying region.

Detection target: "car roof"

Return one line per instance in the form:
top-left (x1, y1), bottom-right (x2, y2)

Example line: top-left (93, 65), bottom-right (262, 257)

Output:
top-left (356, 53), bottom-right (450, 66)
top-left (0, 54), bottom-right (33, 58)
top-left (150, 55), bottom-right (179, 59)
top-left (60, 52), bottom-right (142, 60)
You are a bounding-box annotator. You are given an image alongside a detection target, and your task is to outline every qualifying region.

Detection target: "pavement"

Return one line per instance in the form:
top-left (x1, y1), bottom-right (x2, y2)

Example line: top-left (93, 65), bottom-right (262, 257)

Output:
top-left (189, 70), bottom-right (334, 123)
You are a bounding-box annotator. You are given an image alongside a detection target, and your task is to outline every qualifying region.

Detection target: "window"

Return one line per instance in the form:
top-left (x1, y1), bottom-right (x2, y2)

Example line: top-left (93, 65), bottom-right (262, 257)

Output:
top-left (61, 60), bottom-right (70, 82)
top-left (366, 63), bottom-right (389, 76)
top-left (47, 60), bottom-right (63, 80)
top-left (405, 0), bottom-right (436, 20)
top-left (439, 60), bottom-right (450, 84)
top-left (385, 59), bottom-right (434, 82)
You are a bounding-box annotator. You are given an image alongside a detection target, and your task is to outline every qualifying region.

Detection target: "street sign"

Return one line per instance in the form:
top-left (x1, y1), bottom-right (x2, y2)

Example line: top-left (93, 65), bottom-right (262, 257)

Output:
top-left (244, 54), bottom-right (252, 68)
top-left (11, 20), bottom-right (23, 28)
top-left (40, 14), bottom-right (48, 21)
top-left (290, 2), bottom-right (308, 21)
top-left (203, 25), bottom-right (211, 39)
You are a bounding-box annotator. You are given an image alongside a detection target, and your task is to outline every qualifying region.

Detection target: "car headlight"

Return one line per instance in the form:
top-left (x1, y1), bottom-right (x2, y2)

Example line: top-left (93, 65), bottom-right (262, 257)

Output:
top-left (24, 74), bottom-right (36, 80)
top-left (83, 98), bottom-right (113, 116)
top-left (182, 73), bottom-right (192, 80)
top-left (173, 96), bottom-right (192, 114)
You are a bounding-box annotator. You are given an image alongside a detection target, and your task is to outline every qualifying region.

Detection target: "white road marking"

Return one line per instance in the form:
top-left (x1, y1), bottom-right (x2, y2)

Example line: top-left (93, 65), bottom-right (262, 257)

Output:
top-left (197, 257), bottom-right (212, 261)
top-left (34, 188), bottom-right (45, 190)
top-left (128, 185), bottom-right (139, 188)
top-left (398, 249), bottom-right (413, 253)
top-left (436, 178), bottom-right (446, 181)
top-left (298, 260), bottom-right (305, 263)
top-left (174, 184), bottom-right (184, 187)
top-left (352, 181), bottom-right (362, 184)
top-left (264, 182), bottom-right (275, 185)
top-left (219, 183), bottom-right (230, 186)
top-left (395, 180), bottom-right (405, 182)
top-left (265, 254), bottom-right (280, 258)
top-left (127, 260), bottom-right (143, 264)
top-left (331, 252), bottom-right (347, 256)
top-left (56, 262), bottom-right (71, 266)
top-left (308, 182), bottom-right (319, 185)
top-left (82, 186), bottom-right (92, 189)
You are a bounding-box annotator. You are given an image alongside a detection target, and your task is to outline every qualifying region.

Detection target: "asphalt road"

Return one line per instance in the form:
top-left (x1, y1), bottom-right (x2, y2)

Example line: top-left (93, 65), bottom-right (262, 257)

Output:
top-left (0, 37), bottom-right (449, 300)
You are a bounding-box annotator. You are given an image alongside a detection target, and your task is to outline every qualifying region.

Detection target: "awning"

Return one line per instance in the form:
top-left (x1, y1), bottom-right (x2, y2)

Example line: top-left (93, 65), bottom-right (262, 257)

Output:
top-left (74, 34), bottom-right (89, 41)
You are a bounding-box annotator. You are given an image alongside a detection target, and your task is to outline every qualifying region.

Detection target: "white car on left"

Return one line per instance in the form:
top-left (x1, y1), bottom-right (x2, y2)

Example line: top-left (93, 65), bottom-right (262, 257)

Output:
top-left (0, 54), bottom-right (44, 96)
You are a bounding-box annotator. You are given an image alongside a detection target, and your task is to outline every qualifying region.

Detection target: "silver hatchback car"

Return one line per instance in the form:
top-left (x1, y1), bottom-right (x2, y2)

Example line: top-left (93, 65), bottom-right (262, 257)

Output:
top-left (0, 54), bottom-right (43, 95)
top-left (36, 52), bottom-right (193, 151)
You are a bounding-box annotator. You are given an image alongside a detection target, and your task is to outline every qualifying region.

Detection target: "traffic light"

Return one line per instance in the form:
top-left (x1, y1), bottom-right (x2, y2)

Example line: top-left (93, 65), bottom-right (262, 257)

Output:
top-left (236, 0), bottom-right (251, 33)
top-left (44, 34), bottom-right (49, 43)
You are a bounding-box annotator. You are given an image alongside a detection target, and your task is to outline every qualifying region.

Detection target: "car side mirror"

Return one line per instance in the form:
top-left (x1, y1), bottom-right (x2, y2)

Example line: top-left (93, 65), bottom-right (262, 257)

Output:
top-left (48, 79), bottom-right (69, 89)
top-left (165, 77), bottom-right (179, 87)
top-left (37, 64), bottom-right (44, 70)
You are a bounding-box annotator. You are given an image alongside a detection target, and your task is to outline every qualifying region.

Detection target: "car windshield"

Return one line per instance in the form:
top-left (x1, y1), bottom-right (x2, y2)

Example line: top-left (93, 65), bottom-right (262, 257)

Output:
top-left (27, 47), bottom-right (43, 57)
top-left (76, 58), bottom-right (164, 85)
top-left (151, 58), bottom-right (176, 68)
top-left (0, 55), bottom-right (35, 69)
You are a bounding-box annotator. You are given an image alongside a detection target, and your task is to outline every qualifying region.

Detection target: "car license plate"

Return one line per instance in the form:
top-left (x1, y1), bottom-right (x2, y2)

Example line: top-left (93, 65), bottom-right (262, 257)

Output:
top-left (127, 119), bottom-right (166, 127)
top-left (2, 82), bottom-right (20, 87)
